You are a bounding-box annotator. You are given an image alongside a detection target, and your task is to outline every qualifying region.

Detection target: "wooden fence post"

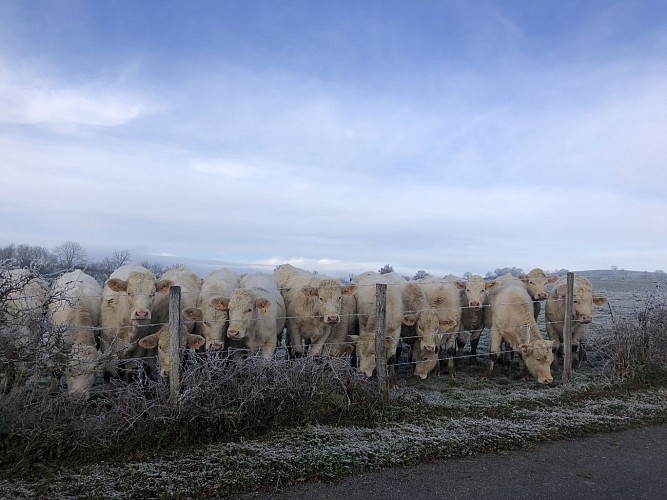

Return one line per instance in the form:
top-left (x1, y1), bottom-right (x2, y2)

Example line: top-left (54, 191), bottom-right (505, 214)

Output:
top-left (562, 272), bottom-right (574, 383)
top-left (375, 283), bottom-right (389, 402)
top-left (169, 285), bottom-right (183, 402)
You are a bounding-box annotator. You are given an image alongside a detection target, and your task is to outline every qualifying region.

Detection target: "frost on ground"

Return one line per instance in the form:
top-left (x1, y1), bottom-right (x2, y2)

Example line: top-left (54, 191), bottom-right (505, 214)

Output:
top-left (2, 386), bottom-right (665, 499)
top-left (1, 281), bottom-right (665, 499)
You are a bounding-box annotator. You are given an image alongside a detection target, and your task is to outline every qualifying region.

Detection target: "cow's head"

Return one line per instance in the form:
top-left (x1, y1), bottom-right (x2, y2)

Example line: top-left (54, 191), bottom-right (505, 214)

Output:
top-left (520, 339), bottom-right (556, 384)
top-left (105, 271), bottom-right (158, 324)
top-left (413, 346), bottom-right (439, 380)
top-left (139, 326), bottom-right (205, 379)
top-left (303, 279), bottom-right (356, 324)
top-left (557, 286), bottom-right (608, 324)
top-left (416, 309), bottom-right (440, 353)
top-left (519, 269), bottom-right (559, 302)
top-left (227, 290), bottom-right (271, 340)
top-left (183, 296), bottom-right (229, 351)
top-left (463, 275), bottom-right (487, 308)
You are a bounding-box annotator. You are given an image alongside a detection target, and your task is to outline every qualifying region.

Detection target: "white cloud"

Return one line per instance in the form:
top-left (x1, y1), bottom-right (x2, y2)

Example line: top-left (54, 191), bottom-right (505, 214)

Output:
top-left (0, 58), bottom-right (150, 129)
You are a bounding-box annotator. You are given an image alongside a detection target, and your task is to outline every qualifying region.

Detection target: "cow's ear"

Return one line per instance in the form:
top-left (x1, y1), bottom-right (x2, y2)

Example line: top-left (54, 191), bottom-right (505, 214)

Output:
top-left (183, 307), bottom-right (202, 322)
top-left (518, 275), bottom-right (528, 283)
top-left (593, 296), bottom-right (607, 306)
top-left (139, 334), bottom-right (159, 349)
top-left (383, 336), bottom-right (394, 349)
top-left (211, 297), bottom-right (229, 311)
top-left (156, 279), bottom-right (174, 294)
top-left (301, 285), bottom-right (318, 298)
top-left (342, 344), bottom-right (355, 356)
top-left (442, 319), bottom-right (457, 331)
top-left (519, 344), bottom-right (532, 355)
top-left (255, 298), bottom-right (270, 316)
top-left (186, 334), bottom-right (206, 350)
top-left (454, 280), bottom-right (465, 290)
top-left (342, 284), bottom-right (356, 295)
top-left (485, 281), bottom-right (497, 291)
top-left (548, 275), bottom-right (559, 283)
top-left (106, 278), bottom-right (128, 293)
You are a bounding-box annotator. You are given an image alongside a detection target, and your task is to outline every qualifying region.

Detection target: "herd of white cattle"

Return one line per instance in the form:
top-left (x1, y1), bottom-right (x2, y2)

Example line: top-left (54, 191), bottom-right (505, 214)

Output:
top-left (0, 264), bottom-right (607, 398)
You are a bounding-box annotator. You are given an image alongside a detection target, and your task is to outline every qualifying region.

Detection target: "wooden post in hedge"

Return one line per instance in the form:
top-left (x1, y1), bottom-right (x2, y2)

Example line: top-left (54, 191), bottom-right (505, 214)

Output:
top-left (169, 285), bottom-right (183, 402)
top-left (562, 272), bottom-right (574, 383)
top-left (375, 283), bottom-right (389, 402)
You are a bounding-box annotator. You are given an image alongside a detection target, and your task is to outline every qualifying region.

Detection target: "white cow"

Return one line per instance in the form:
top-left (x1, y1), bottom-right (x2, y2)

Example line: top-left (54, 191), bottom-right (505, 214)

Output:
top-left (545, 275), bottom-right (607, 368)
top-left (0, 268), bottom-right (49, 393)
top-left (100, 264), bottom-right (159, 382)
top-left (47, 270), bottom-right (102, 398)
top-left (482, 280), bottom-right (556, 384)
top-left (416, 276), bottom-right (462, 379)
top-left (325, 290), bottom-right (357, 357)
top-left (183, 268), bottom-right (239, 351)
top-left (274, 264), bottom-right (355, 357)
top-left (454, 275), bottom-right (495, 364)
top-left (152, 267), bottom-right (203, 334)
top-left (348, 271), bottom-right (402, 385)
top-left (518, 268), bottom-right (559, 319)
top-left (223, 272), bottom-right (286, 360)
top-left (384, 273), bottom-right (440, 354)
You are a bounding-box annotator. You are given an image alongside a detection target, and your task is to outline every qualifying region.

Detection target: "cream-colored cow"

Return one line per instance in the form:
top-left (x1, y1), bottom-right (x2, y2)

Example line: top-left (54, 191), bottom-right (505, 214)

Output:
top-left (222, 272), bottom-right (286, 360)
top-left (100, 264), bottom-right (160, 382)
top-left (274, 264), bottom-right (355, 357)
top-left (0, 269), bottom-right (49, 393)
top-left (183, 268), bottom-right (239, 352)
top-left (47, 270), bottom-right (102, 398)
top-left (482, 280), bottom-right (556, 384)
top-left (545, 275), bottom-right (607, 368)
top-left (348, 271), bottom-right (402, 385)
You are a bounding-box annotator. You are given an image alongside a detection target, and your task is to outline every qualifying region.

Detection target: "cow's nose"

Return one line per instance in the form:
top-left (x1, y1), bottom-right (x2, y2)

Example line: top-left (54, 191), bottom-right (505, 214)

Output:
top-left (469, 301), bottom-right (480, 307)
top-left (134, 309), bottom-right (150, 320)
top-left (537, 293), bottom-right (547, 300)
top-left (209, 341), bottom-right (223, 351)
top-left (326, 315), bottom-right (339, 323)
top-left (227, 329), bottom-right (240, 339)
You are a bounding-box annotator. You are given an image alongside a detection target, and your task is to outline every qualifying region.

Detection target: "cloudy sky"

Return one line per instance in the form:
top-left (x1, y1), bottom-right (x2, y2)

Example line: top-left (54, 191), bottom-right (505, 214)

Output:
top-left (2, 0), bottom-right (666, 278)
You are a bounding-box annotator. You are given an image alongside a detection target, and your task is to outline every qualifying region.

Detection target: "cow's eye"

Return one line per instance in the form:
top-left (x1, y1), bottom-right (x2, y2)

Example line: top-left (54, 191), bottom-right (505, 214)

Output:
top-left (247, 309), bottom-right (253, 313)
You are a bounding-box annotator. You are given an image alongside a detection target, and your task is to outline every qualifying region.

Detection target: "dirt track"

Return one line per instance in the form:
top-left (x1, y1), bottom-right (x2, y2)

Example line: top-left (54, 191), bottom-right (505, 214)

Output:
top-left (237, 424), bottom-right (667, 500)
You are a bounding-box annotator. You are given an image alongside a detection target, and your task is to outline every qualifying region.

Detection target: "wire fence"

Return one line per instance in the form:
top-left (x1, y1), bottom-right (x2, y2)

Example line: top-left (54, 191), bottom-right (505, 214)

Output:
top-left (2, 268), bottom-right (665, 397)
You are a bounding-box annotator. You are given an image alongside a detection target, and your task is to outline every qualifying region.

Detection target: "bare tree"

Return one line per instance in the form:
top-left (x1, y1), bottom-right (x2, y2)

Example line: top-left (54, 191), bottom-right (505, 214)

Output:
top-left (378, 264), bottom-right (394, 275)
top-left (14, 244), bottom-right (57, 273)
top-left (412, 270), bottom-right (430, 280)
top-left (53, 241), bottom-right (88, 270)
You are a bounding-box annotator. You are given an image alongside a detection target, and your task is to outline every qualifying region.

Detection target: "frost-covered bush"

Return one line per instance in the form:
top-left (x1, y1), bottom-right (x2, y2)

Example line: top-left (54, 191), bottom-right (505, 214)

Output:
top-left (0, 355), bottom-right (383, 466)
top-left (601, 289), bottom-right (667, 384)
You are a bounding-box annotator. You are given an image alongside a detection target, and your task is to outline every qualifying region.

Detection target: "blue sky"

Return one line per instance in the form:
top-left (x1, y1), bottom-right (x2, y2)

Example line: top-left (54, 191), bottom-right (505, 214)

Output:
top-left (2, 0), bottom-right (666, 277)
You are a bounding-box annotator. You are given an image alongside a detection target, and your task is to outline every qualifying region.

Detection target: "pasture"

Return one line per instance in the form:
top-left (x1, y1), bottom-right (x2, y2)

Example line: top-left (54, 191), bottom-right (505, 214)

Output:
top-left (0, 276), bottom-right (666, 498)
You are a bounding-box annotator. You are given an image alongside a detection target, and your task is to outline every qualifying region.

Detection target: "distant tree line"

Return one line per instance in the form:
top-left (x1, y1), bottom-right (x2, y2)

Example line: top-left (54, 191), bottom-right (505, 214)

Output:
top-left (0, 241), bottom-right (180, 284)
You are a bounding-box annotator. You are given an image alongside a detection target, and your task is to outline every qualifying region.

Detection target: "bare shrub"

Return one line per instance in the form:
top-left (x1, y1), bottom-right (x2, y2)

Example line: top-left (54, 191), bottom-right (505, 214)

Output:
top-left (601, 288), bottom-right (667, 384)
top-left (0, 355), bottom-right (382, 467)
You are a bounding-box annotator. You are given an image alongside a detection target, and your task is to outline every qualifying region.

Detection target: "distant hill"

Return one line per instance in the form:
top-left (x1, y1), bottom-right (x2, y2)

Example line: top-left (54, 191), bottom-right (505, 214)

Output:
top-left (577, 269), bottom-right (666, 281)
